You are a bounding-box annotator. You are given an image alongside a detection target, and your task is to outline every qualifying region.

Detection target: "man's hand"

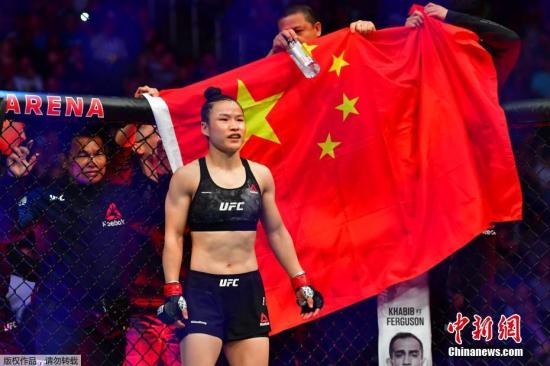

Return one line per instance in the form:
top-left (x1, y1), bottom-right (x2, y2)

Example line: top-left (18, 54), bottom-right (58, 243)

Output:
top-left (349, 20), bottom-right (376, 35)
top-left (271, 29), bottom-right (300, 54)
top-left (405, 3), bottom-right (448, 28)
top-left (405, 10), bottom-right (425, 28)
top-left (116, 86), bottom-right (160, 147)
top-left (134, 85), bottom-right (160, 98)
top-left (7, 140), bottom-right (38, 177)
top-left (425, 2), bottom-right (448, 21)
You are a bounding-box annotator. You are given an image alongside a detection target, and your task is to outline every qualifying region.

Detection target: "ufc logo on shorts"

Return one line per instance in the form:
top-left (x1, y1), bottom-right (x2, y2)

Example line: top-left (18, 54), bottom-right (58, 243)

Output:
top-left (219, 278), bottom-right (239, 287)
top-left (219, 202), bottom-right (244, 211)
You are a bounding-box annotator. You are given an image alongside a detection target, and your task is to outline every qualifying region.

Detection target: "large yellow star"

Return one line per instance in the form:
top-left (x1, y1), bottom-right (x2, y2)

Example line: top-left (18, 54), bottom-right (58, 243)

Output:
top-left (335, 94), bottom-right (359, 121)
top-left (302, 42), bottom-right (318, 55)
top-left (236, 80), bottom-right (283, 144)
top-left (318, 133), bottom-right (341, 159)
top-left (329, 51), bottom-right (349, 77)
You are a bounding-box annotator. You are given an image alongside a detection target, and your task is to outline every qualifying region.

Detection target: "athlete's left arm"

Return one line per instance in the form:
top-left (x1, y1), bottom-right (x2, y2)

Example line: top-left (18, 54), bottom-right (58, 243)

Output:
top-left (257, 165), bottom-right (303, 278)
top-left (257, 164), bottom-right (323, 317)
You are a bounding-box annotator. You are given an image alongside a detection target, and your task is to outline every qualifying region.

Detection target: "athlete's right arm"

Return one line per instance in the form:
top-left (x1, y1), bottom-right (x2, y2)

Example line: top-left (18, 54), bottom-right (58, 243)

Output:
top-left (163, 165), bottom-right (195, 283)
top-left (159, 164), bottom-right (196, 326)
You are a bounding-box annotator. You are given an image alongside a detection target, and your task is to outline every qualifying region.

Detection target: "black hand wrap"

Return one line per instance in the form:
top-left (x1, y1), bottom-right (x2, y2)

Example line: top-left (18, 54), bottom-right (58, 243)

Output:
top-left (298, 285), bottom-right (324, 314)
top-left (291, 272), bottom-right (324, 314)
top-left (157, 282), bottom-right (186, 325)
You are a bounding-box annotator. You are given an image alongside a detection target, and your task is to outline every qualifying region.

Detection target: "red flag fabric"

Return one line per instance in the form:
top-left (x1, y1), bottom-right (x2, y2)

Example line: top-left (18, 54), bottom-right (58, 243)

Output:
top-left (155, 14), bottom-right (522, 334)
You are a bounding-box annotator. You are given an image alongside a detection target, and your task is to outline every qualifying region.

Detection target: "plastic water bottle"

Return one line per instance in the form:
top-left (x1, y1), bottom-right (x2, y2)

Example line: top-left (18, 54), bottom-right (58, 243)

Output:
top-left (287, 39), bottom-right (320, 79)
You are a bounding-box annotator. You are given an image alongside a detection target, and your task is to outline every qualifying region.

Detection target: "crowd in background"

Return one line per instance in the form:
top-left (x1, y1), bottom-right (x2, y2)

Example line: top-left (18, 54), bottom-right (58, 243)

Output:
top-left (0, 0), bottom-right (548, 100)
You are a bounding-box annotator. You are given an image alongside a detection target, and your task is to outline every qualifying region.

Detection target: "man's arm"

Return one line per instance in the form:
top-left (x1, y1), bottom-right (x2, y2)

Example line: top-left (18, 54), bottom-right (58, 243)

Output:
top-left (1, 139), bottom-right (41, 232)
top-left (407, 3), bottom-right (521, 85)
top-left (6, 140), bottom-right (38, 178)
top-left (115, 86), bottom-right (160, 147)
top-left (349, 20), bottom-right (376, 35)
top-left (444, 9), bottom-right (520, 84)
top-left (0, 173), bottom-right (25, 243)
top-left (270, 29), bottom-right (301, 55)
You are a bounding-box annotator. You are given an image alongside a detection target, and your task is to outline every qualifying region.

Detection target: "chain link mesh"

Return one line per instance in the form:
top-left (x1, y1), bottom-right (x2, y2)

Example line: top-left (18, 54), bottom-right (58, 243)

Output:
top-left (0, 120), bottom-right (548, 365)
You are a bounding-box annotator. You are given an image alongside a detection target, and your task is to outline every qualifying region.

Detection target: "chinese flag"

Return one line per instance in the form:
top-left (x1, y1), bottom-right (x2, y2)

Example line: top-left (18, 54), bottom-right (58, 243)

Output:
top-left (155, 14), bottom-right (522, 334)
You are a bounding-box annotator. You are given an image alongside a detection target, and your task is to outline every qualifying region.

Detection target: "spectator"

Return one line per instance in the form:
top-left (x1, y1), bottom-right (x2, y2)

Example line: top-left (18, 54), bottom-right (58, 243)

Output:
top-left (6, 126), bottom-right (151, 364)
top-left (12, 57), bottom-right (44, 92)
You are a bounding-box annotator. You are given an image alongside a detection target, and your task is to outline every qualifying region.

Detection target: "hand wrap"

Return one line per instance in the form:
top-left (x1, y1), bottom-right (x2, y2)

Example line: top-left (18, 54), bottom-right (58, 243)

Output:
top-left (157, 282), bottom-right (186, 325)
top-left (291, 272), bottom-right (324, 314)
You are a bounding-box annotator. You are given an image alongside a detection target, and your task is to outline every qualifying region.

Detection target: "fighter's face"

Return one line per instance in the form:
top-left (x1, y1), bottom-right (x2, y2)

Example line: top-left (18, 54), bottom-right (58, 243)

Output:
top-left (202, 100), bottom-right (245, 154)
top-left (69, 136), bottom-right (107, 185)
top-left (278, 12), bottom-right (321, 42)
top-left (388, 338), bottom-right (424, 366)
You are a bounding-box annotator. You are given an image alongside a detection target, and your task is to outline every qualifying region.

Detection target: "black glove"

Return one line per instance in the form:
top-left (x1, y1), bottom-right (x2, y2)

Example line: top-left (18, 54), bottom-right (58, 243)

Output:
top-left (157, 282), bottom-right (187, 325)
top-left (291, 272), bottom-right (324, 315)
top-left (296, 285), bottom-right (324, 314)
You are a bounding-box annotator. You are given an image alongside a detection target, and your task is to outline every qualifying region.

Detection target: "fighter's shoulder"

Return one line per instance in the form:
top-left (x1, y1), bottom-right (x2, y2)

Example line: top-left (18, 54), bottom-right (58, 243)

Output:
top-left (247, 160), bottom-right (271, 177)
top-left (171, 160), bottom-right (200, 193)
top-left (246, 160), bottom-right (274, 189)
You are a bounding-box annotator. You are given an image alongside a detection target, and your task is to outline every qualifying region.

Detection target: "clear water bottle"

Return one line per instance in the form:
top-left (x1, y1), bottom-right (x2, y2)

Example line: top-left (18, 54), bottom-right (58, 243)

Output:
top-left (287, 39), bottom-right (320, 79)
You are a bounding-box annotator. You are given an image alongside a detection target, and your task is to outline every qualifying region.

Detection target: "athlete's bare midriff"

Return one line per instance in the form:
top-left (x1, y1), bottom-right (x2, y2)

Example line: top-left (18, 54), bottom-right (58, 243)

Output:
top-left (190, 230), bottom-right (259, 274)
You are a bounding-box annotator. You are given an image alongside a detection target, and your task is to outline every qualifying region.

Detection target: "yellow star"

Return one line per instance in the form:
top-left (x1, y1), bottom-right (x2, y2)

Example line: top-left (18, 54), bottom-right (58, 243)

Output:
top-left (318, 133), bottom-right (341, 159)
top-left (335, 94), bottom-right (359, 121)
top-left (302, 42), bottom-right (318, 55)
top-left (236, 80), bottom-right (283, 144)
top-left (329, 51), bottom-right (350, 77)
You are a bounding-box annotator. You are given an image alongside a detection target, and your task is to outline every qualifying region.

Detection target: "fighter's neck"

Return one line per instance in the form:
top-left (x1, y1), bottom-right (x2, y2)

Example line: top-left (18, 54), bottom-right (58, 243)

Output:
top-left (206, 148), bottom-right (242, 170)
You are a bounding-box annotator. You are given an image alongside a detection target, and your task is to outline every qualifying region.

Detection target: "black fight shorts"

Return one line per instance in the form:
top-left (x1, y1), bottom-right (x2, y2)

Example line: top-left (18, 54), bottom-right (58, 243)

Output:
top-left (183, 270), bottom-right (271, 341)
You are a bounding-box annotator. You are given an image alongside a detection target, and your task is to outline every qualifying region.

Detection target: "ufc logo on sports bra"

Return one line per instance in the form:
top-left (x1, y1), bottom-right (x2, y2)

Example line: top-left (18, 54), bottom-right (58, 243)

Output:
top-left (219, 278), bottom-right (239, 287)
top-left (219, 202), bottom-right (244, 211)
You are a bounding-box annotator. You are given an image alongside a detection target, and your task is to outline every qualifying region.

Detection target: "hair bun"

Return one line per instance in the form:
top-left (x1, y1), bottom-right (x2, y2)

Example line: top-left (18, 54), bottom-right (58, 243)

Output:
top-left (204, 87), bottom-right (222, 101)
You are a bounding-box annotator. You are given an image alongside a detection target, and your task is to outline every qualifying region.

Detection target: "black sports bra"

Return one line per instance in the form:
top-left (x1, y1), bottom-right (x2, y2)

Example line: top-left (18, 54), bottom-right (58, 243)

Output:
top-left (188, 158), bottom-right (262, 231)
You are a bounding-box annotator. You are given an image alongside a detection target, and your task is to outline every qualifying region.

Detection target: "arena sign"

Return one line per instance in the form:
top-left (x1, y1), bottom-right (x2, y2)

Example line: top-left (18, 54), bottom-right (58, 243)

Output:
top-left (0, 91), bottom-right (155, 124)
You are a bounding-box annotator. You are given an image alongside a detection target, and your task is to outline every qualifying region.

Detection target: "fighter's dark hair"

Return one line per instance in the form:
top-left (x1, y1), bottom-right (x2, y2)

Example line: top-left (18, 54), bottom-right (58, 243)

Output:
top-left (388, 332), bottom-right (424, 357)
top-left (200, 86), bottom-right (238, 123)
top-left (282, 4), bottom-right (319, 24)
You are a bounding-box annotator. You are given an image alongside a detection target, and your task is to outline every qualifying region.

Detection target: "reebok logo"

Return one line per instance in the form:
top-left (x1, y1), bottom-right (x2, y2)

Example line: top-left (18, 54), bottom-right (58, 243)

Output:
top-left (102, 202), bottom-right (125, 227)
top-left (248, 183), bottom-right (259, 194)
top-left (260, 313), bottom-right (270, 326)
top-left (105, 202), bottom-right (122, 220)
top-left (219, 202), bottom-right (244, 211)
top-left (219, 278), bottom-right (239, 287)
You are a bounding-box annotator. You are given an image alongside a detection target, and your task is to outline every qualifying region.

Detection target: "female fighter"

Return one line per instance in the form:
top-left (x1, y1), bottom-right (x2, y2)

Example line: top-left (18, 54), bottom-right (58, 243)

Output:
top-left (157, 87), bottom-right (323, 366)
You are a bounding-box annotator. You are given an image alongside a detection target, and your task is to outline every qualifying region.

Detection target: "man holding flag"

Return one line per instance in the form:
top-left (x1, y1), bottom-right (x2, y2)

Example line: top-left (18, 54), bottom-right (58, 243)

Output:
top-left (270, 4), bottom-right (376, 55)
